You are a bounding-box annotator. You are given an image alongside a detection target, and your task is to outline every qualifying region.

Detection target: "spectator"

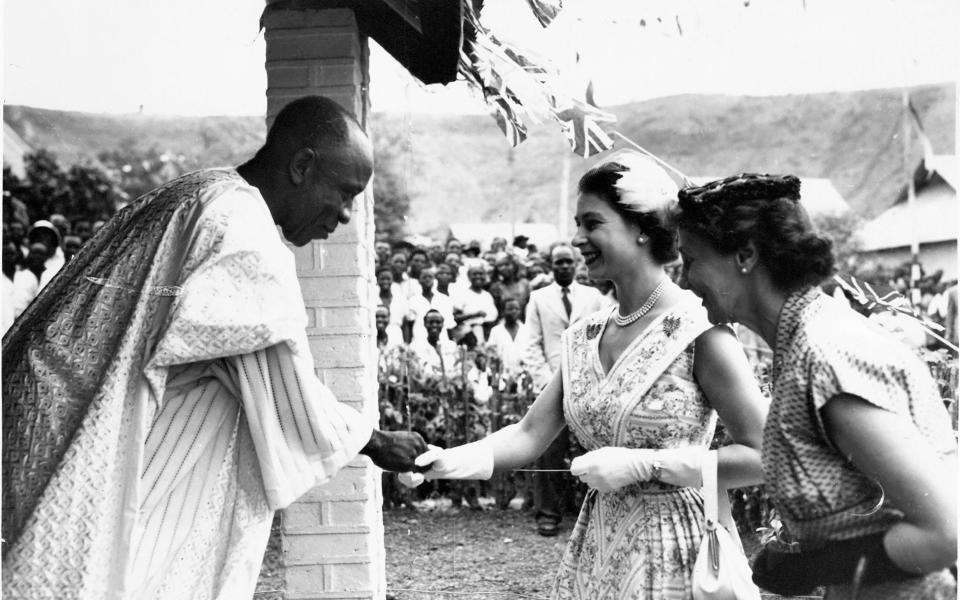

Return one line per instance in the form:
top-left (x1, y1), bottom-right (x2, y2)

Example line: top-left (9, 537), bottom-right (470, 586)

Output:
top-left (444, 251), bottom-right (468, 295)
top-left (408, 248), bottom-right (430, 289)
top-left (435, 262), bottom-right (455, 296)
top-left (446, 238), bottom-right (463, 255)
top-left (62, 235), bottom-right (84, 263)
top-left (375, 304), bottom-right (403, 353)
top-left (7, 220), bottom-right (28, 258)
top-left (490, 236), bottom-right (508, 253)
top-left (390, 251), bottom-right (419, 299)
top-left (73, 219), bottom-right (93, 243)
top-left (520, 243), bottom-right (606, 537)
top-left (2, 239), bottom-right (19, 334)
top-left (26, 220), bottom-right (64, 291)
top-left (490, 252), bottom-right (531, 316)
top-left (377, 266), bottom-right (411, 341)
top-left (427, 241), bottom-right (446, 267)
top-left (48, 214), bottom-right (72, 240)
top-left (12, 241), bottom-right (50, 319)
top-left (408, 309), bottom-right (461, 378)
top-left (375, 240), bottom-right (392, 267)
top-left (452, 265), bottom-right (498, 344)
top-left (409, 267), bottom-right (456, 342)
top-left (486, 296), bottom-right (524, 378)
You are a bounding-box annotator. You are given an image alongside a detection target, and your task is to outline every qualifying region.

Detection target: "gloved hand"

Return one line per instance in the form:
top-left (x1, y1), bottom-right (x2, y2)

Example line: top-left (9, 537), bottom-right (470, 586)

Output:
top-left (570, 447), bottom-right (656, 492)
top-left (411, 442), bottom-right (495, 482)
top-left (752, 532), bottom-right (920, 595)
top-left (397, 471), bottom-right (425, 488)
top-left (570, 446), bottom-right (708, 492)
top-left (652, 446), bottom-right (706, 488)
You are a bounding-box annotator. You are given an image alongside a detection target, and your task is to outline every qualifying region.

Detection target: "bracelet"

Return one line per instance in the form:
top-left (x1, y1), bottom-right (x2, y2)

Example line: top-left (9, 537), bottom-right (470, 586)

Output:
top-left (651, 454), bottom-right (663, 482)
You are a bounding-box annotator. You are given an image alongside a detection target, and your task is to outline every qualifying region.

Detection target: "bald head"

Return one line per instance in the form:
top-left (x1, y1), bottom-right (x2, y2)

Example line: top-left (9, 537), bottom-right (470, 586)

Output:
top-left (241, 96), bottom-right (375, 246)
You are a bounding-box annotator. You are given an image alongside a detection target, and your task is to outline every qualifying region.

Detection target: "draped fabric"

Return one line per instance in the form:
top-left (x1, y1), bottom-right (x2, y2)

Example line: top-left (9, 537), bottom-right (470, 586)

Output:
top-left (766, 287), bottom-right (957, 600)
top-left (552, 295), bottom-right (714, 600)
top-left (2, 169), bottom-right (372, 599)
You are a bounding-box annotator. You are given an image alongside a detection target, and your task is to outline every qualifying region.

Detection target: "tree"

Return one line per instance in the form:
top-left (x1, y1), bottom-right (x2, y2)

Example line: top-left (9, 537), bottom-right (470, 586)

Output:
top-left (4, 150), bottom-right (126, 224)
top-left (371, 129), bottom-right (413, 240)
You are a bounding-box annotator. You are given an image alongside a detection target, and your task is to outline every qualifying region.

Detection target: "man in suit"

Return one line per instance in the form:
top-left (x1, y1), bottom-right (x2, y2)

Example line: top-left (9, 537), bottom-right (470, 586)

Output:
top-left (521, 243), bottom-right (606, 536)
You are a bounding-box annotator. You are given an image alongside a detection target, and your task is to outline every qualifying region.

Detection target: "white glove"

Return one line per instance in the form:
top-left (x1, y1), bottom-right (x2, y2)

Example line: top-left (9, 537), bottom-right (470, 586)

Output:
top-left (569, 446), bottom-right (708, 492)
top-left (397, 472), bottom-right (425, 488)
top-left (570, 447), bottom-right (656, 492)
top-left (413, 442), bottom-right (495, 481)
top-left (653, 446), bottom-right (706, 488)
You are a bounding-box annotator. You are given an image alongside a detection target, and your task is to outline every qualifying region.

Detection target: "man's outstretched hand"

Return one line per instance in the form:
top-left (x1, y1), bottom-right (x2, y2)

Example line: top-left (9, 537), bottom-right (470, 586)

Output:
top-left (359, 429), bottom-right (429, 472)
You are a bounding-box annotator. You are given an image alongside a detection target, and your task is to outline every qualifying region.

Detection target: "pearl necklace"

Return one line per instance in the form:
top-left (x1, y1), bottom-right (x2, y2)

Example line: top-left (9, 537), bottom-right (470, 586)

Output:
top-left (615, 279), bottom-right (667, 327)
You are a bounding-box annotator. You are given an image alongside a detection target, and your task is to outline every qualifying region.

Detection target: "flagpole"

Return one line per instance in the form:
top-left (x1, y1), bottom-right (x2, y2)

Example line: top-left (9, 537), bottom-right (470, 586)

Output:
top-left (558, 145), bottom-right (571, 241)
top-left (901, 89), bottom-right (922, 306)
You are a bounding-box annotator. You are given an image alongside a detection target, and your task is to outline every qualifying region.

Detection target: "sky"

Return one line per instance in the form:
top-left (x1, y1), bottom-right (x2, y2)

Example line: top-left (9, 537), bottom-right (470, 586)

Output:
top-left (3, 0), bottom-right (958, 117)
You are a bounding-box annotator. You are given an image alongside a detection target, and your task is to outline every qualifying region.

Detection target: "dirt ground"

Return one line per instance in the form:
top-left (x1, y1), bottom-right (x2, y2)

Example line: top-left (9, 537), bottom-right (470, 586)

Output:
top-left (256, 498), bottom-right (820, 600)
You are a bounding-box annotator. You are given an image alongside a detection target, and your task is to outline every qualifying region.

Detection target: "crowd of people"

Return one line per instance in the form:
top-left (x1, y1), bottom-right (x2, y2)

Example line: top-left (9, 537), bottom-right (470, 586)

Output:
top-left (2, 212), bottom-right (105, 334)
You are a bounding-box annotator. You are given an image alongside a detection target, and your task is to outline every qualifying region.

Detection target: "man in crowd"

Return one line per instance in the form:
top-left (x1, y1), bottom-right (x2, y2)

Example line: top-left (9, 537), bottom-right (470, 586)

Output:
top-left (2, 96), bottom-right (427, 599)
top-left (521, 243), bottom-right (606, 537)
top-left (408, 248), bottom-right (430, 292)
top-left (409, 267), bottom-right (456, 342)
top-left (452, 265), bottom-right (498, 344)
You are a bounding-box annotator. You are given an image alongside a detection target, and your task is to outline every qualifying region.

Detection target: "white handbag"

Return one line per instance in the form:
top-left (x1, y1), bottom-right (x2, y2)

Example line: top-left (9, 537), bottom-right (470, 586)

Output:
top-left (691, 451), bottom-right (761, 600)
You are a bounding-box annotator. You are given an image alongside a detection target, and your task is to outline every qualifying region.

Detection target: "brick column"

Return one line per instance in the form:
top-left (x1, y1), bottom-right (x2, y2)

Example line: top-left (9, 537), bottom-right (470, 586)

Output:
top-left (262, 8), bottom-right (383, 599)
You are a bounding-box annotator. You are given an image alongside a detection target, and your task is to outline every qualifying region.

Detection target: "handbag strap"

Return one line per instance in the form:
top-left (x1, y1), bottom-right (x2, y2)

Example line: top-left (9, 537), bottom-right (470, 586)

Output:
top-left (701, 449), bottom-right (719, 525)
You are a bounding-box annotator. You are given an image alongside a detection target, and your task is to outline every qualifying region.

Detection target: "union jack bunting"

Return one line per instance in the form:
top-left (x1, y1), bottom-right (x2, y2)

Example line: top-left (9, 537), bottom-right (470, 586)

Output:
top-left (555, 99), bottom-right (616, 158)
top-left (524, 0), bottom-right (563, 28)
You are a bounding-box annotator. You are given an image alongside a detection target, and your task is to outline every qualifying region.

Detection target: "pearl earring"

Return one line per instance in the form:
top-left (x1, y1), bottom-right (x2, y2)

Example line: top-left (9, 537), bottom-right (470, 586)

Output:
top-left (638, 236), bottom-right (647, 244)
top-left (740, 267), bottom-right (748, 274)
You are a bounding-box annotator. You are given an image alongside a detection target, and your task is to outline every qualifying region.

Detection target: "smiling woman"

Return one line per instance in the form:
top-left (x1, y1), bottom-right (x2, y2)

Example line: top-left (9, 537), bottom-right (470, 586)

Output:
top-left (675, 173), bottom-right (957, 599)
top-left (406, 150), bottom-right (768, 600)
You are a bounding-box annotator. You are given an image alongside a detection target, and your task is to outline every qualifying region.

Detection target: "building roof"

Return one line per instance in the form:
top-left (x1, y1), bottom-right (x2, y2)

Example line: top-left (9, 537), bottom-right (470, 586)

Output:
top-left (857, 155), bottom-right (957, 251)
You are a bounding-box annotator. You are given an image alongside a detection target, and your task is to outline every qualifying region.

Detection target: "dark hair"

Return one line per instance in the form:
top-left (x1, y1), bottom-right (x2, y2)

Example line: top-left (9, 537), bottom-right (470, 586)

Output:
top-left (256, 96), bottom-right (359, 166)
top-left (578, 162), bottom-right (678, 264)
top-left (410, 248), bottom-right (429, 261)
top-left (676, 173), bottom-right (835, 290)
top-left (376, 266), bottom-right (393, 278)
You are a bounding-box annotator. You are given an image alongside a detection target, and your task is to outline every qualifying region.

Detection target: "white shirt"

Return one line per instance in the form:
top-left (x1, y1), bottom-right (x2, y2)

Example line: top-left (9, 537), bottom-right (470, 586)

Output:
top-left (452, 287), bottom-right (498, 343)
top-left (408, 292), bottom-right (456, 342)
top-left (486, 321), bottom-right (524, 378)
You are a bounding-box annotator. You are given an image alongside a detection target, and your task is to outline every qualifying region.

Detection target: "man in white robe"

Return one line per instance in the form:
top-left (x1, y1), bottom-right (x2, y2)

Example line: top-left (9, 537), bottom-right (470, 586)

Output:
top-left (2, 96), bottom-right (427, 600)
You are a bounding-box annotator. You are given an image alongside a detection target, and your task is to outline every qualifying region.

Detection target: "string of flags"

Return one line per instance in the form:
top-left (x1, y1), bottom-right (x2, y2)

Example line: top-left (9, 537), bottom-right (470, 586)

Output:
top-left (458, 0), bottom-right (619, 158)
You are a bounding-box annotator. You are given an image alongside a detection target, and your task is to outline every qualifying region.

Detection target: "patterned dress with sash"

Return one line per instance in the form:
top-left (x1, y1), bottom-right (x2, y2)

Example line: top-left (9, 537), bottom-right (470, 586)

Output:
top-left (552, 294), bottom-right (715, 600)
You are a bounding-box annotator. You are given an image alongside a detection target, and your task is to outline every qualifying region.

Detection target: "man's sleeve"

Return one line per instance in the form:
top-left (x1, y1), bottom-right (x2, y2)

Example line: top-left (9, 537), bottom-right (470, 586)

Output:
top-left (520, 296), bottom-right (549, 386)
top-left (221, 341), bottom-right (373, 511)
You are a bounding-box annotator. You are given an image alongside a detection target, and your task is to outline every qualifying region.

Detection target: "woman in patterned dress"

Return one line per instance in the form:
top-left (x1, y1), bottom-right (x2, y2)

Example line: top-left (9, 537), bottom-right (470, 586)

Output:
top-left (410, 151), bottom-right (768, 599)
top-left (675, 173), bottom-right (957, 599)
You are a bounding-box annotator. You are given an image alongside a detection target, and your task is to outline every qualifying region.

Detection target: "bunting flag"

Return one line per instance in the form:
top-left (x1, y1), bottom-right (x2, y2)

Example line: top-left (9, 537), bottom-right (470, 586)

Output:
top-left (524, 0), bottom-right (563, 28)
top-left (555, 98), bottom-right (616, 158)
top-left (906, 95), bottom-right (936, 172)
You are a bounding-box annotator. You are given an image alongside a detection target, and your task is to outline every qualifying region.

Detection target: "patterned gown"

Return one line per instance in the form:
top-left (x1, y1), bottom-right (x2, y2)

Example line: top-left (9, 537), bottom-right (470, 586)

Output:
top-left (552, 295), bottom-right (715, 600)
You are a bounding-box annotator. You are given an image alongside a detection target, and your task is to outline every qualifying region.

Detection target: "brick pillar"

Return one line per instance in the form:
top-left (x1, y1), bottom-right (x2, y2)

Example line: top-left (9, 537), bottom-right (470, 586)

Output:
top-left (262, 8), bottom-right (383, 599)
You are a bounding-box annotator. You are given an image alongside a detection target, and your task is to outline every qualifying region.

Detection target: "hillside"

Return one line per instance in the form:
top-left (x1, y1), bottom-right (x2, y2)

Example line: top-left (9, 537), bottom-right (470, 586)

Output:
top-left (5, 83), bottom-right (954, 235)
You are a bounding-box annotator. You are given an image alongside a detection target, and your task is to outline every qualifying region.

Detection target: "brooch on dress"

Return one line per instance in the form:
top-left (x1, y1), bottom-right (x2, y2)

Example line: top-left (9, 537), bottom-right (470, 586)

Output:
top-left (662, 315), bottom-right (682, 336)
top-left (586, 322), bottom-right (603, 340)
